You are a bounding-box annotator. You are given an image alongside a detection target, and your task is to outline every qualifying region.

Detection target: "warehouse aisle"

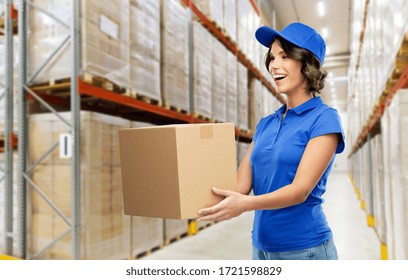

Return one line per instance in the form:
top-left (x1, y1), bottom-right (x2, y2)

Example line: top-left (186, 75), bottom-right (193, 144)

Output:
top-left (141, 171), bottom-right (380, 260)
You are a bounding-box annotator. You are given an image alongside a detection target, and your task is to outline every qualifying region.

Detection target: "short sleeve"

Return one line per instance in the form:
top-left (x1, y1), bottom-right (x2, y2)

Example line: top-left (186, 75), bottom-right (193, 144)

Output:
top-left (252, 116), bottom-right (268, 142)
top-left (310, 108), bottom-right (345, 154)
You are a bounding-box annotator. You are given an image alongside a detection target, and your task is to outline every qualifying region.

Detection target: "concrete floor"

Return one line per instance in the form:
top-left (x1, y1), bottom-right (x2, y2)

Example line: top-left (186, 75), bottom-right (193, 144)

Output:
top-left (141, 171), bottom-right (380, 260)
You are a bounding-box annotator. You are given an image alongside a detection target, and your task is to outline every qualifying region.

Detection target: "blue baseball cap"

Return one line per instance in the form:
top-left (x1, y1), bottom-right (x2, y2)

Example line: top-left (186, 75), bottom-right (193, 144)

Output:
top-left (255, 22), bottom-right (326, 64)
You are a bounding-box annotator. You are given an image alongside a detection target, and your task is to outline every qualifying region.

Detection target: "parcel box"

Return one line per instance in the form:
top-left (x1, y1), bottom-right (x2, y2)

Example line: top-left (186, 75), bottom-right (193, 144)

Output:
top-left (118, 123), bottom-right (237, 219)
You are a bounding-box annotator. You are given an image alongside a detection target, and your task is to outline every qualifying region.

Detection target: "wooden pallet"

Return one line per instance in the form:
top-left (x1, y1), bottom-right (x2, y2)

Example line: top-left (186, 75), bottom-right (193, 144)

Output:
top-left (0, 17), bottom-right (18, 35)
top-left (134, 93), bottom-right (161, 106)
top-left (163, 104), bottom-right (189, 115)
top-left (82, 73), bottom-right (126, 94)
top-left (29, 78), bottom-right (71, 95)
top-left (192, 113), bottom-right (212, 122)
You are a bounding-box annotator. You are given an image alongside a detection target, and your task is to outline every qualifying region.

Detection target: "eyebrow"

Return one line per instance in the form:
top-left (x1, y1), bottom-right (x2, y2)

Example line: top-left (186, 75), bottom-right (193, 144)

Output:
top-left (269, 50), bottom-right (286, 56)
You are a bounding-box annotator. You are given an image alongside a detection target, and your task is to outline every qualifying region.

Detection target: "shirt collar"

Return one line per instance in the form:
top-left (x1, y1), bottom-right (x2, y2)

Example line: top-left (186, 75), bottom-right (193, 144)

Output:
top-left (276, 96), bottom-right (323, 116)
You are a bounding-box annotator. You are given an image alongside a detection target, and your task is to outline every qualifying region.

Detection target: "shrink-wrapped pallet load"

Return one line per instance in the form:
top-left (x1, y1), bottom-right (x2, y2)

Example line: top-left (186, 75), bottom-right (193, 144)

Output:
top-left (191, 21), bottom-right (212, 118)
top-left (28, 0), bottom-right (130, 89)
top-left (371, 134), bottom-right (386, 247)
top-left (211, 37), bottom-right (227, 122)
top-left (226, 50), bottom-right (238, 126)
top-left (248, 78), bottom-right (262, 131)
top-left (237, 61), bottom-right (248, 131)
top-left (160, 0), bottom-right (190, 112)
top-left (382, 89), bottom-right (408, 259)
top-left (129, 0), bottom-right (161, 102)
top-left (28, 111), bottom-right (162, 259)
top-left (193, 0), bottom-right (223, 29)
top-left (223, 0), bottom-right (236, 43)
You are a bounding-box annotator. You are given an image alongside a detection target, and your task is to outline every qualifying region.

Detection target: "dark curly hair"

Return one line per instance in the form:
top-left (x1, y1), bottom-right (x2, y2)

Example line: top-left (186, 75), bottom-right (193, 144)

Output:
top-left (264, 37), bottom-right (327, 96)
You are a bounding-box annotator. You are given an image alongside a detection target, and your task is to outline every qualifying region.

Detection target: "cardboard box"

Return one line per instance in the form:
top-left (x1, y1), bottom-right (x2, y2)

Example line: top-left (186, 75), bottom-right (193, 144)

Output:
top-left (119, 123), bottom-right (237, 219)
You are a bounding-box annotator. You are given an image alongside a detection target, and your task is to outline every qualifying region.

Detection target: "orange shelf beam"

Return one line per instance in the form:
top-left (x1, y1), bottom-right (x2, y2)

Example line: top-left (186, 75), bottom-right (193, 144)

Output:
top-left (249, 0), bottom-right (261, 16)
top-left (78, 78), bottom-right (202, 124)
top-left (77, 78), bottom-right (253, 141)
top-left (350, 64), bottom-right (408, 156)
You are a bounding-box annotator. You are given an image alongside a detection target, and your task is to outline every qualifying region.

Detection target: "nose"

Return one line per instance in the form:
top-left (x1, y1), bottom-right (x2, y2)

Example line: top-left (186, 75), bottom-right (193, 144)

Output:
top-left (269, 58), bottom-right (279, 74)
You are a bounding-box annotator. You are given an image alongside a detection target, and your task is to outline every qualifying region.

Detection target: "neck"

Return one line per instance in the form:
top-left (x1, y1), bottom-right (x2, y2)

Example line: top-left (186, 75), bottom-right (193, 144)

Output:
top-left (285, 92), bottom-right (314, 109)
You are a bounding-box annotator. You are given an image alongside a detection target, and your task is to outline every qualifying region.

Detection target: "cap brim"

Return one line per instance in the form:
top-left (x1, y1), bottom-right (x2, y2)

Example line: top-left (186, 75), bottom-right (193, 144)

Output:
top-left (255, 25), bottom-right (301, 49)
top-left (255, 26), bottom-right (280, 48)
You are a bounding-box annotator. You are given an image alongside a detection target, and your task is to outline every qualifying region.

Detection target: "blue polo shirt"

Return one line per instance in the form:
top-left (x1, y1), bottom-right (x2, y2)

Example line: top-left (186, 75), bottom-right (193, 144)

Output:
top-left (250, 97), bottom-right (345, 252)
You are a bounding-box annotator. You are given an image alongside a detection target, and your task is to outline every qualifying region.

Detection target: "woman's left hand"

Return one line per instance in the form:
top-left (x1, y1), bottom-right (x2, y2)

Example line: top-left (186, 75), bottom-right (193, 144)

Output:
top-left (197, 187), bottom-right (249, 222)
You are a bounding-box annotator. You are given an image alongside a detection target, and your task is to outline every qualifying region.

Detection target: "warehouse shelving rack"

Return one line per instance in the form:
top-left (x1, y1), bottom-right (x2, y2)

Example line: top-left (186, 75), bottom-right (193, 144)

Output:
top-left (181, 0), bottom-right (285, 106)
top-left (4, 0), bottom-right (280, 260)
top-left (347, 1), bottom-right (408, 258)
top-left (0, 0), bottom-right (17, 258)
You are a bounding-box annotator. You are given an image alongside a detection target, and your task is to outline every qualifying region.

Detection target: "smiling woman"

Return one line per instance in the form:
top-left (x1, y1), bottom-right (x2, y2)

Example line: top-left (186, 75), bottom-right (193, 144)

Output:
top-left (198, 21), bottom-right (345, 261)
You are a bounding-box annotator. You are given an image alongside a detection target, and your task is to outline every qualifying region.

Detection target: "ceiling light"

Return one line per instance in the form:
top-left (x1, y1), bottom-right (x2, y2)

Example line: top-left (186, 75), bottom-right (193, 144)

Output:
top-left (317, 1), bottom-right (325, 17)
top-left (321, 27), bottom-right (328, 39)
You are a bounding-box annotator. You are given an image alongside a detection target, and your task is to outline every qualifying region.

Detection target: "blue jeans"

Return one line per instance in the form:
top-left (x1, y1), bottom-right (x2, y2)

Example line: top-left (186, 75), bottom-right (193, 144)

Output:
top-left (252, 237), bottom-right (338, 260)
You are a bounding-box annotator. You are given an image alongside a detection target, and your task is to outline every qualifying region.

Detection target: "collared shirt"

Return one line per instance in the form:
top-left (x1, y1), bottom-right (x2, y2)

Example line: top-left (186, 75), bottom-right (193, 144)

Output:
top-left (250, 96), bottom-right (345, 252)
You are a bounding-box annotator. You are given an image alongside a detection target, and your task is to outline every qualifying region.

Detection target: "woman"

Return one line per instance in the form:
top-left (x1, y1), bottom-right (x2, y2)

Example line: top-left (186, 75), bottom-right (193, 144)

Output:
top-left (198, 22), bottom-right (345, 260)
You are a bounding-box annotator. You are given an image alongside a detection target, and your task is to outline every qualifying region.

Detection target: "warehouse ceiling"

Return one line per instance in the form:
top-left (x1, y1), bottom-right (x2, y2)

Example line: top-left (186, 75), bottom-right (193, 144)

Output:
top-left (260, 0), bottom-right (351, 112)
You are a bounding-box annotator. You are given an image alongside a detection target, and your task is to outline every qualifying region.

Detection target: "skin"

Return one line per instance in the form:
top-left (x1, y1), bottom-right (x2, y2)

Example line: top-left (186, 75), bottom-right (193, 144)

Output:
top-left (197, 41), bottom-right (339, 222)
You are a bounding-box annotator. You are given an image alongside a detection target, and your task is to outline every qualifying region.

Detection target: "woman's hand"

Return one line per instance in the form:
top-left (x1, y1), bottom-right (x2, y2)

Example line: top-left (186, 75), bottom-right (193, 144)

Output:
top-left (197, 187), bottom-right (250, 222)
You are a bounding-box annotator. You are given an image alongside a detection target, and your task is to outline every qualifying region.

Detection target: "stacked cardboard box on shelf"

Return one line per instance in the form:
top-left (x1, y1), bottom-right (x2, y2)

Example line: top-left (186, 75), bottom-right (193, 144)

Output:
top-left (29, 112), bottom-right (127, 259)
top-left (0, 152), bottom-right (19, 255)
top-left (191, 21), bottom-right (212, 118)
top-left (226, 50), bottom-right (238, 126)
top-left (382, 89), bottom-right (408, 259)
top-left (28, 111), bottom-right (148, 260)
top-left (371, 134), bottom-right (386, 246)
top-left (129, 0), bottom-right (161, 102)
top-left (193, 0), bottom-right (223, 29)
top-left (160, 0), bottom-right (190, 112)
top-left (211, 37), bottom-right (227, 122)
top-left (237, 62), bottom-right (248, 131)
top-left (223, 0), bottom-right (236, 43)
top-left (28, 0), bottom-right (130, 89)
top-left (248, 78), bottom-right (262, 131)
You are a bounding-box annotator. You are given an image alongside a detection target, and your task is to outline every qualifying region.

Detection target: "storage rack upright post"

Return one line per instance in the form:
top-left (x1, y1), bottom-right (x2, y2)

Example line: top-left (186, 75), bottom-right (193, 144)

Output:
top-left (17, 0), bottom-right (81, 259)
top-left (0, 0), bottom-right (16, 257)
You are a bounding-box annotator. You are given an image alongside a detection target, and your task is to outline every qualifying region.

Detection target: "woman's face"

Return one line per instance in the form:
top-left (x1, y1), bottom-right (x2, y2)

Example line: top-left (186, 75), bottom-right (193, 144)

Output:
top-left (268, 41), bottom-right (306, 95)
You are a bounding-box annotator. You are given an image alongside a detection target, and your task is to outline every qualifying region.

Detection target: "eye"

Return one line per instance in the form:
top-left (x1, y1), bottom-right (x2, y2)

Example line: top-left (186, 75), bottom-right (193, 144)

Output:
top-left (282, 54), bottom-right (288, 60)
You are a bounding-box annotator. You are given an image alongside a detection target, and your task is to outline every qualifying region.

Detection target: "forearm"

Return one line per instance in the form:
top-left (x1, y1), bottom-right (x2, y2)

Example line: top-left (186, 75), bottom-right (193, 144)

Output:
top-left (243, 184), bottom-right (307, 211)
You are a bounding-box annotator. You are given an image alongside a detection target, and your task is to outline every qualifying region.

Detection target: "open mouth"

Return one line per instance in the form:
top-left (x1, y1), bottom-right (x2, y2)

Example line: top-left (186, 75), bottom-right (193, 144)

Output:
top-left (273, 74), bottom-right (287, 81)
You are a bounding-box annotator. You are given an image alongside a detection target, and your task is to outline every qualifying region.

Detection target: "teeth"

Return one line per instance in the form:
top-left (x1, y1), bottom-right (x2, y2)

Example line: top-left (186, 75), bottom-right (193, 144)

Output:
top-left (273, 74), bottom-right (286, 80)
